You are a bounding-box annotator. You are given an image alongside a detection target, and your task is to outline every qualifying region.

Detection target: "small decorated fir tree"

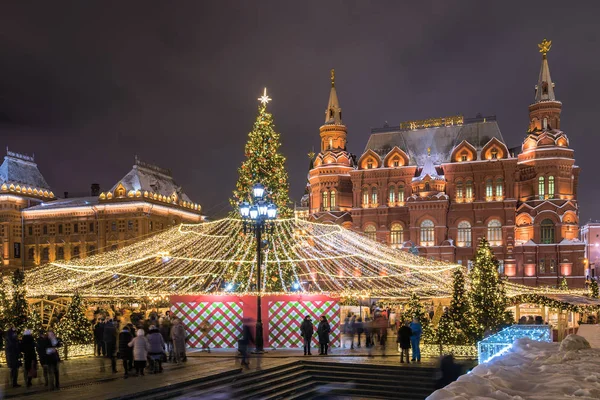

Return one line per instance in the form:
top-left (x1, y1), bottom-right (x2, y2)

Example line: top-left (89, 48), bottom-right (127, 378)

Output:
top-left (56, 293), bottom-right (93, 345)
top-left (10, 270), bottom-right (28, 333)
top-left (436, 309), bottom-right (457, 352)
top-left (231, 89), bottom-right (292, 217)
top-left (560, 276), bottom-right (568, 290)
top-left (591, 279), bottom-right (599, 299)
top-left (448, 267), bottom-right (475, 343)
top-left (468, 238), bottom-right (510, 340)
top-left (25, 307), bottom-right (43, 334)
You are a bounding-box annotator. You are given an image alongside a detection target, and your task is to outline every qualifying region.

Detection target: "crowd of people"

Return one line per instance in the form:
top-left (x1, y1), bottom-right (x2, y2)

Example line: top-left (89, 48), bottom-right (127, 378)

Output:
top-left (3, 326), bottom-right (62, 389)
top-left (92, 310), bottom-right (189, 378)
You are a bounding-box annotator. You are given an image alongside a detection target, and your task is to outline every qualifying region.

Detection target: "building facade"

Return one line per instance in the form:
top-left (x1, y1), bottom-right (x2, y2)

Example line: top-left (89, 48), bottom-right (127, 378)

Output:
top-left (304, 41), bottom-right (585, 287)
top-left (0, 154), bottom-right (203, 271)
top-left (580, 222), bottom-right (600, 280)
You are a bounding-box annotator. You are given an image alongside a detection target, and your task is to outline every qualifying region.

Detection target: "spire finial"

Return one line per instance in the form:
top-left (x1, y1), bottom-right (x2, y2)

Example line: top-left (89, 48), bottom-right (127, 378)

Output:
top-left (427, 147), bottom-right (431, 156)
top-left (330, 69), bottom-right (335, 87)
top-left (538, 38), bottom-right (552, 58)
top-left (258, 87), bottom-right (271, 105)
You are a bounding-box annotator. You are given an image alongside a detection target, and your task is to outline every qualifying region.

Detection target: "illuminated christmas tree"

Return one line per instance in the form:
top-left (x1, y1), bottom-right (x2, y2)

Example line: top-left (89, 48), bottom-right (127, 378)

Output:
top-left (56, 292), bottom-right (93, 345)
top-left (25, 307), bottom-right (42, 334)
top-left (10, 270), bottom-right (28, 333)
top-left (468, 238), bottom-right (510, 340)
top-left (436, 309), bottom-right (457, 351)
top-left (405, 293), bottom-right (433, 343)
top-left (231, 88), bottom-right (292, 218)
top-left (0, 278), bottom-right (10, 330)
top-left (591, 279), bottom-right (599, 299)
top-left (560, 276), bottom-right (568, 290)
top-left (447, 267), bottom-right (475, 344)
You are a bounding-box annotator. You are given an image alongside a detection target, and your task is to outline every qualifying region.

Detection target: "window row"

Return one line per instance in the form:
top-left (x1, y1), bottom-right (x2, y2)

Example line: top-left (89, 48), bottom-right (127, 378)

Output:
top-left (321, 191), bottom-right (337, 210)
top-left (28, 222), bottom-right (96, 236)
top-left (455, 178), bottom-right (504, 202)
top-left (362, 186), bottom-right (406, 206)
top-left (28, 245), bottom-right (97, 262)
top-left (538, 176), bottom-right (555, 200)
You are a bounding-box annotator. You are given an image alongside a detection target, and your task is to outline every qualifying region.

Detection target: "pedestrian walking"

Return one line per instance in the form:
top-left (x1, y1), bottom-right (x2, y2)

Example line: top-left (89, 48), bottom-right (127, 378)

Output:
top-left (355, 317), bottom-right (364, 347)
top-left (147, 325), bottom-right (165, 373)
top-left (159, 319), bottom-right (173, 361)
top-left (46, 330), bottom-right (61, 389)
top-left (300, 315), bottom-right (314, 355)
top-left (5, 327), bottom-right (20, 388)
top-left (317, 316), bottom-right (331, 355)
top-left (103, 319), bottom-right (118, 373)
top-left (20, 330), bottom-right (37, 387)
top-left (118, 326), bottom-right (133, 378)
top-left (409, 318), bottom-right (422, 362)
top-left (93, 318), bottom-right (106, 356)
top-left (238, 318), bottom-right (254, 367)
top-left (128, 329), bottom-right (150, 376)
top-left (36, 331), bottom-right (50, 386)
top-left (199, 320), bottom-right (212, 353)
top-left (170, 318), bottom-right (187, 363)
top-left (397, 321), bottom-right (412, 364)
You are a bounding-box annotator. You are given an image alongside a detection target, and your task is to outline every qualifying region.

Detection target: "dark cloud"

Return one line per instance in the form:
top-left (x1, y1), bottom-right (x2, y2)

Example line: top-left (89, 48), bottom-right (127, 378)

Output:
top-left (0, 1), bottom-right (599, 220)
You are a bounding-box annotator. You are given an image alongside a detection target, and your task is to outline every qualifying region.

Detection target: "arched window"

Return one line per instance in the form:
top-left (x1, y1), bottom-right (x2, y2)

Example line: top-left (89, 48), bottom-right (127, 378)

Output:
top-left (390, 223), bottom-right (403, 246)
top-left (491, 148), bottom-right (498, 159)
top-left (485, 179), bottom-right (493, 199)
top-left (496, 178), bottom-right (503, 198)
top-left (457, 221), bottom-right (472, 247)
top-left (424, 182), bottom-right (431, 191)
top-left (43, 225), bottom-right (48, 235)
top-left (330, 191), bottom-right (336, 209)
top-left (58, 224), bottom-right (63, 234)
top-left (329, 138), bottom-right (333, 149)
top-left (367, 160), bottom-right (373, 169)
top-left (398, 185), bottom-right (405, 203)
top-left (72, 246), bottom-right (80, 259)
top-left (487, 219), bottom-right (502, 243)
top-left (538, 176), bottom-right (545, 199)
top-left (393, 158), bottom-right (400, 168)
top-left (371, 187), bottom-right (378, 205)
top-left (57, 247), bottom-right (64, 260)
top-left (548, 176), bottom-right (555, 197)
top-left (388, 186), bottom-right (396, 205)
top-left (322, 191), bottom-right (328, 210)
top-left (362, 187), bottom-right (369, 206)
top-left (420, 219), bottom-right (435, 246)
top-left (541, 219), bottom-right (555, 244)
top-left (364, 225), bottom-right (376, 241)
top-left (461, 152), bottom-right (467, 162)
top-left (41, 247), bottom-right (49, 262)
top-left (456, 180), bottom-right (463, 200)
top-left (465, 180), bottom-right (473, 200)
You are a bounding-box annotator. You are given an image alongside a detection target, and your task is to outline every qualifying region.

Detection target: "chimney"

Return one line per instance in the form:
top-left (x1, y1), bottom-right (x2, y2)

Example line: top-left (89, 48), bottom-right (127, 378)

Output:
top-left (64, 191), bottom-right (68, 199)
top-left (91, 183), bottom-right (101, 196)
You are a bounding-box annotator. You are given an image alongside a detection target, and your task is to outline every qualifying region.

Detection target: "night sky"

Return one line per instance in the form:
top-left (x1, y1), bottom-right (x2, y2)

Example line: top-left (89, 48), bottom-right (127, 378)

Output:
top-left (1, 1), bottom-right (599, 221)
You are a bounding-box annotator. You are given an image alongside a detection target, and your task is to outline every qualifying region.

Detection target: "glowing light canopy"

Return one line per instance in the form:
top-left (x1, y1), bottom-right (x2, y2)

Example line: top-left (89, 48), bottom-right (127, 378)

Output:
top-left (26, 218), bottom-right (462, 298)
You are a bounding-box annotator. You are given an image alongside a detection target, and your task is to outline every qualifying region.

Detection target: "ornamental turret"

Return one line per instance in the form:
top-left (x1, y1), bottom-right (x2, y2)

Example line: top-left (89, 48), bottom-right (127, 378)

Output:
top-left (320, 69), bottom-right (348, 153)
top-left (528, 39), bottom-right (562, 133)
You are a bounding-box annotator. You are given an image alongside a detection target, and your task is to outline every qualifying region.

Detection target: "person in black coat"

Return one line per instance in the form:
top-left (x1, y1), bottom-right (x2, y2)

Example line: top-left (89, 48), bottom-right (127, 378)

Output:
top-left (397, 321), bottom-right (412, 364)
top-left (20, 330), bottom-right (37, 387)
top-left (435, 354), bottom-right (464, 389)
top-left (118, 326), bottom-right (133, 378)
top-left (238, 319), bottom-right (254, 367)
top-left (317, 316), bottom-right (331, 355)
top-left (5, 327), bottom-right (21, 387)
top-left (36, 331), bottom-right (50, 386)
top-left (300, 316), bottom-right (314, 356)
top-left (94, 318), bottom-right (106, 356)
top-left (103, 319), bottom-right (118, 373)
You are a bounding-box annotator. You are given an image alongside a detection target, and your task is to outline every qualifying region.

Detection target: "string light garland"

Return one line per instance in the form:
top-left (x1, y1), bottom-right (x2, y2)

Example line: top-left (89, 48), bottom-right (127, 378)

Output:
top-left (26, 218), bottom-right (464, 298)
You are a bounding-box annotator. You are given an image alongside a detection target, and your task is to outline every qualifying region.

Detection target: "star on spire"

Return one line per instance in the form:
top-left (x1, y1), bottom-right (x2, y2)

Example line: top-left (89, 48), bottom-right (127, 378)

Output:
top-left (258, 87), bottom-right (271, 105)
top-left (538, 38), bottom-right (552, 57)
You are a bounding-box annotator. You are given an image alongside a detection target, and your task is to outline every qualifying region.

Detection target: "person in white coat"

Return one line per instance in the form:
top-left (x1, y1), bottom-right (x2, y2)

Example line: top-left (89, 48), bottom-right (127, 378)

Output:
top-left (128, 329), bottom-right (149, 376)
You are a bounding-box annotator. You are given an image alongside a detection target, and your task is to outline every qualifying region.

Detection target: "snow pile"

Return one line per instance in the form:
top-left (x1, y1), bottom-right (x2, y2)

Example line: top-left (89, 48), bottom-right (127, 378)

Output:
top-left (427, 335), bottom-right (600, 400)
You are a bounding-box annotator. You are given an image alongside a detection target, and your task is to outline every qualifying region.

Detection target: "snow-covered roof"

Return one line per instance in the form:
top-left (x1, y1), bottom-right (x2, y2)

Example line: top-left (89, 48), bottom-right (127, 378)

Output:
top-left (110, 158), bottom-right (192, 203)
top-left (25, 196), bottom-right (98, 211)
top-left (0, 150), bottom-right (51, 191)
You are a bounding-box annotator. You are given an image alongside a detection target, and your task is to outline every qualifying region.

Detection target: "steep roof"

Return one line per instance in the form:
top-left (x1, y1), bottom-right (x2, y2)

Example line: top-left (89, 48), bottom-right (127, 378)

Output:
top-left (324, 69), bottom-right (342, 125)
top-left (25, 196), bottom-right (98, 211)
top-left (110, 158), bottom-right (193, 203)
top-left (366, 116), bottom-right (505, 166)
top-left (0, 150), bottom-right (51, 191)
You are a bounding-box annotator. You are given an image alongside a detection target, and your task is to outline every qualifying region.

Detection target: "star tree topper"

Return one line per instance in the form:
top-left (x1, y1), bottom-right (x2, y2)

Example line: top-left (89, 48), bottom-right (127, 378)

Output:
top-left (258, 87), bottom-right (271, 105)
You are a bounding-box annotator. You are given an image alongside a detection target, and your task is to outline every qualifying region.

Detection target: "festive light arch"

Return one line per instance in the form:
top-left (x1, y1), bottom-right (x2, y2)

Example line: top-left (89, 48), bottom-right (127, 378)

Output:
top-left (25, 218), bottom-right (587, 300)
top-left (26, 218), bottom-right (462, 298)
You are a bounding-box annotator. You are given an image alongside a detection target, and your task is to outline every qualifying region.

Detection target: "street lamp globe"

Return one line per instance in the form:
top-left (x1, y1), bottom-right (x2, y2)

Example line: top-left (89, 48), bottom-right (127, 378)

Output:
top-left (267, 203), bottom-right (278, 219)
top-left (239, 202), bottom-right (250, 219)
top-left (258, 201), bottom-right (268, 217)
top-left (249, 205), bottom-right (259, 220)
top-left (252, 183), bottom-right (265, 200)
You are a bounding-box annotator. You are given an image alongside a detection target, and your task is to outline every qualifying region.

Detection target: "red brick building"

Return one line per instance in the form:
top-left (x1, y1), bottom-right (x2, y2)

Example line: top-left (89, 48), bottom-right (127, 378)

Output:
top-left (304, 41), bottom-right (585, 288)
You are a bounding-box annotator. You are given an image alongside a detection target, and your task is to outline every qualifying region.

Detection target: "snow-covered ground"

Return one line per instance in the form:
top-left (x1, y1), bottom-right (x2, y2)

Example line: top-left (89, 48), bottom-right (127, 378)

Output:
top-left (427, 334), bottom-right (600, 400)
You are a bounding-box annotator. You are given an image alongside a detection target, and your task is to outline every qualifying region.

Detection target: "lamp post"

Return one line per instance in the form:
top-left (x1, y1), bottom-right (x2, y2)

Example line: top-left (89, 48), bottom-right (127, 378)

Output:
top-left (239, 183), bottom-right (278, 353)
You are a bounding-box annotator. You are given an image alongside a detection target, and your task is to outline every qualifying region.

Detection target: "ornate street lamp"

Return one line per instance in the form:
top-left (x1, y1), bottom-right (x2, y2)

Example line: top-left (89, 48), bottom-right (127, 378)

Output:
top-left (239, 182), bottom-right (278, 352)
